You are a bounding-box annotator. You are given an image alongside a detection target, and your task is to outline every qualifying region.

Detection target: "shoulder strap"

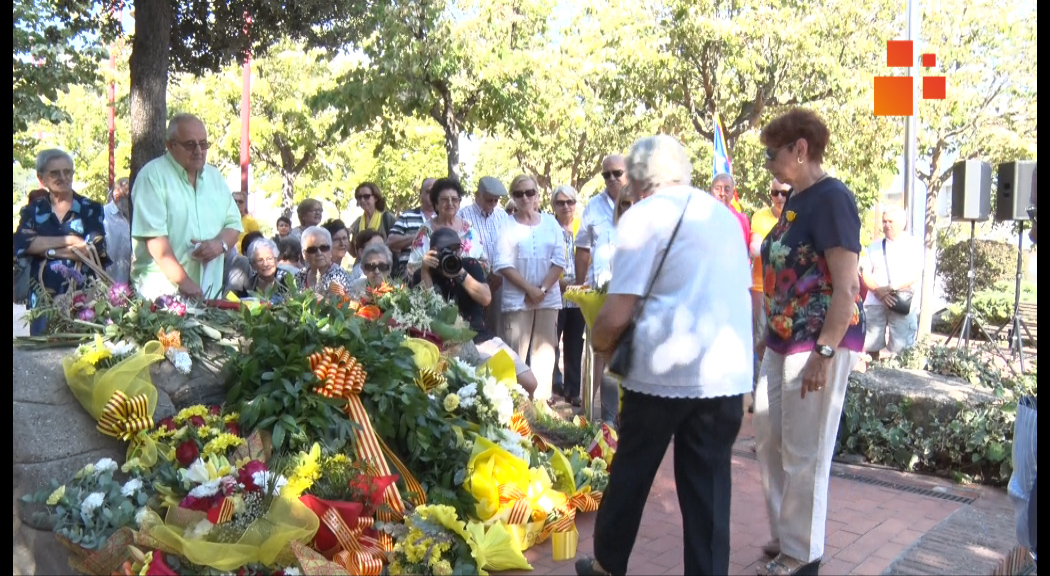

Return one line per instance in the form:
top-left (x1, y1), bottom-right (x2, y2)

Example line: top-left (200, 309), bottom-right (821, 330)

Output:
top-left (881, 238), bottom-right (893, 286)
top-left (637, 192), bottom-right (692, 310)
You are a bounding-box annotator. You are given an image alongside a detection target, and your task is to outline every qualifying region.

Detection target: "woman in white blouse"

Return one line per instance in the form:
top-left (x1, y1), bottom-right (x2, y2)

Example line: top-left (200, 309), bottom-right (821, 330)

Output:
top-left (494, 175), bottom-right (567, 403)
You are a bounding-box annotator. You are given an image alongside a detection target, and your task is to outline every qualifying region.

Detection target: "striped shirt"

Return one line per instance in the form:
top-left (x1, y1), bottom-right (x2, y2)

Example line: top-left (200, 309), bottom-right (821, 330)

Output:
top-left (458, 203), bottom-right (511, 265)
top-left (389, 207), bottom-right (431, 266)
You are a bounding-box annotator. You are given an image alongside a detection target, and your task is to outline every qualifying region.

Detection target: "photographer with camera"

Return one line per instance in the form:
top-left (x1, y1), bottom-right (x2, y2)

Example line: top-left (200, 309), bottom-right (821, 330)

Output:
top-left (413, 227), bottom-right (539, 397)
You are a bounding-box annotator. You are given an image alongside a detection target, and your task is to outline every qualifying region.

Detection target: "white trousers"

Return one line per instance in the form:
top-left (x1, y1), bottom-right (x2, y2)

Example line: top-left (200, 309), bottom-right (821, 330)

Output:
top-left (502, 308), bottom-right (559, 401)
top-left (753, 348), bottom-right (857, 563)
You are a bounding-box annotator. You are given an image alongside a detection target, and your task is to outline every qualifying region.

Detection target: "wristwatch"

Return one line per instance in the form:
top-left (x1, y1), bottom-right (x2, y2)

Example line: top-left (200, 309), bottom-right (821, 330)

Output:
top-left (815, 344), bottom-right (835, 359)
top-left (220, 240), bottom-right (229, 253)
top-left (46, 248), bottom-right (57, 259)
top-left (540, 285), bottom-right (548, 294)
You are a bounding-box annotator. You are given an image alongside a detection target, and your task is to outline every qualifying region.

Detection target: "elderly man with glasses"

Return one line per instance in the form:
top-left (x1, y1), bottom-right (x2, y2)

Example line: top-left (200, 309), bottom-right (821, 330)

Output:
top-left (131, 113), bottom-right (242, 300)
top-left (460, 176), bottom-right (512, 337)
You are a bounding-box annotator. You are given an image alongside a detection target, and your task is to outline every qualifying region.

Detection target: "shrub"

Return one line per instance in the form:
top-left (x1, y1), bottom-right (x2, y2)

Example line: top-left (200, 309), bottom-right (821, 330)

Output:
top-left (937, 239), bottom-right (1016, 301)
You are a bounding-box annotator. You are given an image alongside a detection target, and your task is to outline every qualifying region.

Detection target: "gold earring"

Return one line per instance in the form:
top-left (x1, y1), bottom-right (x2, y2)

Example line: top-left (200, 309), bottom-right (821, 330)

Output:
top-left (796, 156), bottom-right (804, 164)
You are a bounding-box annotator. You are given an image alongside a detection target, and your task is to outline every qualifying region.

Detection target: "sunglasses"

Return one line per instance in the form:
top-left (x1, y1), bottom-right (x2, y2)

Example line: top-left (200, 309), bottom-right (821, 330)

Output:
top-left (356, 193), bottom-right (372, 201)
top-left (601, 169), bottom-right (625, 180)
top-left (770, 188), bottom-right (792, 198)
top-left (555, 199), bottom-right (576, 208)
top-left (175, 140), bottom-right (210, 152)
top-left (511, 189), bottom-right (538, 199)
top-left (304, 244), bottom-right (331, 255)
top-left (764, 144), bottom-right (792, 162)
top-left (363, 261), bottom-right (391, 273)
top-left (437, 196), bottom-right (461, 205)
top-left (619, 200), bottom-right (634, 209)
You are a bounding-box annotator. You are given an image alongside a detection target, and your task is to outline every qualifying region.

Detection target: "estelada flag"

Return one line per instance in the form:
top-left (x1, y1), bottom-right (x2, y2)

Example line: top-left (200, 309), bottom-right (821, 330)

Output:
top-left (713, 113), bottom-right (743, 213)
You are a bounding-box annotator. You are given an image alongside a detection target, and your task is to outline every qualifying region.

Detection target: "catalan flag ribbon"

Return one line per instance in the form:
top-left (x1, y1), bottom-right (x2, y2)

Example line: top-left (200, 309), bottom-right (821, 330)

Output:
top-left (713, 113), bottom-right (743, 212)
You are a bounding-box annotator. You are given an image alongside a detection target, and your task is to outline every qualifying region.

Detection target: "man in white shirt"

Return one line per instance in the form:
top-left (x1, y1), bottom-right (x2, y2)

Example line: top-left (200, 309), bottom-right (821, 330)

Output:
top-left (578, 135), bottom-right (751, 576)
top-left (575, 154), bottom-right (627, 424)
top-left (459, 176), bottom-right (511, 337)
top-left (861, 204), bottom-right (925, 359)
top-left (103, 177), bottom-right (132, 284)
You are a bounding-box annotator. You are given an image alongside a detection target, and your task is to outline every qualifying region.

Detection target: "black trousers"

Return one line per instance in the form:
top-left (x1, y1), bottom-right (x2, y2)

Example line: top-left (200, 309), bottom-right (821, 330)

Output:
top-left (593, 389), bottom-right (743, 576)
top-left (553, 307), bottom-right (586, 399)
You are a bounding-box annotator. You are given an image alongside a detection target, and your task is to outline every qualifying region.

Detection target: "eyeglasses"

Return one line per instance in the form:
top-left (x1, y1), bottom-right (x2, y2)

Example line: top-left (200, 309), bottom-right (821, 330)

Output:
top-left (356, 193), bottom-right (372, 201)
top-left (174, 140), bottom-right (211, 152)
top-left (511, 189), bottom-right (537, 199)
top-left (309, 208), bottom-right (324, 215)
top-left (619, 201), bottom-right (634, 209)
top-left (601, 169), bottom-right (625, 181)
top-left (46, 169), bottom-right (75, 180)
top-left (555, 199), bottom-right (576, 208)
top-left (770, 188), bottom-right (792, 198)
top-left (438, 196), bottom-right (461, 205)
top-left (304, 244), bottom-right (331, 255)
top-left (764, 144), bottom-right (792, 162)
top-left (253, 257), bottom-right (276, 266)
top-left (363, 262), bottom-right (391, 273)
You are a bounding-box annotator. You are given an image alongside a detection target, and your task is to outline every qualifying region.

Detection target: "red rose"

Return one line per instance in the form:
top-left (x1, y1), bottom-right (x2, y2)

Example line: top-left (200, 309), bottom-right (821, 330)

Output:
top-left (157, 417), bottom-right (176, 431)
top-left (209, 405), bottom-right (222, 416)
top-left (175, 440), bottom-right (200, 466)
top-left (225, 421), bottom-right (240, 436)
top-left (237, 460), bottom-right (267, 491)
top-left (188, 416), bottom-right (207, 428)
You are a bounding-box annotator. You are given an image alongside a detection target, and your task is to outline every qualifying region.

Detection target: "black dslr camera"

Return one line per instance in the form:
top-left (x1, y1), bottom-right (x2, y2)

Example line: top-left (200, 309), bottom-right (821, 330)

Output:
top-left (437, 246), bottom-right (463, 276)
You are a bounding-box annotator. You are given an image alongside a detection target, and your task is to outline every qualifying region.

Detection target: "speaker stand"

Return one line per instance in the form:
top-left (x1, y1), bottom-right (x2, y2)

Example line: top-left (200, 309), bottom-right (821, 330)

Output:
top-left (993, 221), bottom-right (1035, 374)
top-left (943, 222), bottom-right (1010, 367)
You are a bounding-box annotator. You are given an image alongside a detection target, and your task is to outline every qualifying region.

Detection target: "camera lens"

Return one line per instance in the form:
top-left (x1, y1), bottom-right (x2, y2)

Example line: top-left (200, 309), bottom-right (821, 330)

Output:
top-left (439, 250), bottom-right (462, 276)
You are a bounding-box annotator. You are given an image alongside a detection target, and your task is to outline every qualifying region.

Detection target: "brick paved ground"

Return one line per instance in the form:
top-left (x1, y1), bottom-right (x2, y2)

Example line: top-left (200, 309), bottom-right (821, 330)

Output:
top-left (506, 414), bottom-right (1021, 576)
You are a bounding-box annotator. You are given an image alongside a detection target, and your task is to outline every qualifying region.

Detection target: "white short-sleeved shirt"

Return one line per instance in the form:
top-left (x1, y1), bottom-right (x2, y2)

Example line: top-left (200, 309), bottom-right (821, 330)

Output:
top-left (574, 191), bottom-right (616, 288)
top-left (609, 185), bottom-right (753, 399)
top-left (863, 235), bottom-right (925, 307)
top-left (494, 214), bottom-right (567, 311)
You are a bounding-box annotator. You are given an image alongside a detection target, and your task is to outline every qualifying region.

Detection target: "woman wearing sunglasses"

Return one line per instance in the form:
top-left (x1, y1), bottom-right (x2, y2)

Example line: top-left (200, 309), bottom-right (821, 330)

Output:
top-left (349, 242), bottom-right (395, 298)
top-left (349, 182), bottom-right (396, 259)
top-left (754, 108), bottom-right (866, 576)
top-left (493, 175), bottom-right (567, 405)
top-left (294, 225), bottom-right (355, 297)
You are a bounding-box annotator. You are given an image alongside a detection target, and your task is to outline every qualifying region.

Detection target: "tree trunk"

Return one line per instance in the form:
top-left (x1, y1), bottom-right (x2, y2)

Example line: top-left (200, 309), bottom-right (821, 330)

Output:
top-left (128, 0), bottom-right (172, 219)
top-left (281, 171), bottom-right (297, 219)
top-left (443, 123), bottom-right (460, 181)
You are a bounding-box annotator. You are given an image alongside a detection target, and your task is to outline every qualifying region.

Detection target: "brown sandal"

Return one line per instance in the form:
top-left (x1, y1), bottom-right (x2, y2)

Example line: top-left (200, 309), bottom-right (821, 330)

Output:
top-left (761, 538), bottom-right (781, 557)
top-left (757, 554), bottom-right (821, 576)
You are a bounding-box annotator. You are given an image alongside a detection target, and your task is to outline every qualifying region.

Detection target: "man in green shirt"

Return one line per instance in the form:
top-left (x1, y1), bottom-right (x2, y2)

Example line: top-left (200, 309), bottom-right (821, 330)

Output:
top-left (131, 113), bottom-right (243, 300)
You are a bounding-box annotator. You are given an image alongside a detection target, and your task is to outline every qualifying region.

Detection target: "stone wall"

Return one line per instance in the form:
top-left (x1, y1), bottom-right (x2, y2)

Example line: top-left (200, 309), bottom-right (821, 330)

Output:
top-left (12, 345), bottom-right (225, 575)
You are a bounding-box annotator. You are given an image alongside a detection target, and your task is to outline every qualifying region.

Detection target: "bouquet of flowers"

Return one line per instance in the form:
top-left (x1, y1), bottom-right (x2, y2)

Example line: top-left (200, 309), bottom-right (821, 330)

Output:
top-left (563, 285), bottom-right (607, 328)
top-left (380, 505), bottom-right (480, 576)
top-left (21, 457), bottom-right (149, 575)
top-left (114, 547), bottom-right (303, 576)
top-left (440, 360), bottom-right (519, 432)
top-left (135, 405), bottom-right (245, 494)
top-left (373, 285), bottom-right (476, 346)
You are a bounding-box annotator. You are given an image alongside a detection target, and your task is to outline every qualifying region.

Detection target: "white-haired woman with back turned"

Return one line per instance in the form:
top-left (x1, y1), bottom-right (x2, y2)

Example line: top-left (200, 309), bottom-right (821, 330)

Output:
top-left (576, 135), bottom-right (752, 576)
top-left (294, 225), bottom-right (355, 296)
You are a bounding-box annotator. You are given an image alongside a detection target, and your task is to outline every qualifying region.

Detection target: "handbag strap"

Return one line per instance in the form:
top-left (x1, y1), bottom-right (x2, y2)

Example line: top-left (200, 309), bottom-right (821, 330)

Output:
top-left (881, 239), bottom-right (895, 291)
top-left (635, 192), bottom-right (692, 314)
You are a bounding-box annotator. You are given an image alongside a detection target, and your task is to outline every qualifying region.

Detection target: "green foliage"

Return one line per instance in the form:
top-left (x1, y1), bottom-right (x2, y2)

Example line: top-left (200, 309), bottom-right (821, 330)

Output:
top-left (937, 239), bottom-right (1016, 302)
top-left (12, 0), bottom-right (120, 135)
top-left (224, 291), bottom-right (475, 517)
top-left (943, 280), bottom-right (1036, 328)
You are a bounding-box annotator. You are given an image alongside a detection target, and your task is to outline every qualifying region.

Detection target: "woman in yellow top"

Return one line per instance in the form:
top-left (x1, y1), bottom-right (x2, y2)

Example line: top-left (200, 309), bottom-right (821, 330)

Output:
top-left (349, 182), bottom-right (396, 259)
top-left (233, 191), bottom-right (262, 254)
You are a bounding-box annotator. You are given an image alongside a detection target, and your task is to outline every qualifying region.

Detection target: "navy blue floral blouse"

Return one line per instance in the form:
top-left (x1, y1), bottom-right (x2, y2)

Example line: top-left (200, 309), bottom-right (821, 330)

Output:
top-left (13, 193), bottom-right (108, 300)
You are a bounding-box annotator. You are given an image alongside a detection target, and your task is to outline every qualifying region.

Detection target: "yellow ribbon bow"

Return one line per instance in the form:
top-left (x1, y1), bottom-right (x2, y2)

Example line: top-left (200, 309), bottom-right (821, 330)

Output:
top-left (96, 390), bottom-right (153, 441)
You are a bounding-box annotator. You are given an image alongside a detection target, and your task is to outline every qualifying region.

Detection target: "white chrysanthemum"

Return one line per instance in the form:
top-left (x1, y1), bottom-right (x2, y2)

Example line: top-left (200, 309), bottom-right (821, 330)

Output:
top-left (181, 459), bottom-right (211, 484)
top-left (121, 478), bottom-right (144, 497)
top-left (134, 506), bottom-right (151, 527)
top-left (105, 340), bottom-right (137, 356)
top-left (94, 458), bottom-right (118, 474)
top-left (81, 492), bottom-right (105, 516)
top-left (188, 479), bottom-right (221, 499)
top-left (283, 568), bottom-right (301, 576)
top-left (252, 471), bottom-right (288, 495)
top-left (453, 358), bottom-right (476, 375)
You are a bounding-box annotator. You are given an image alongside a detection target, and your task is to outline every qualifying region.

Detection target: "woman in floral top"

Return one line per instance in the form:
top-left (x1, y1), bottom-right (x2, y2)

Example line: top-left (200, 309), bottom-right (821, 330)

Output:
top-left (754, 108), bottom-right (866, 576)
top-left (406, 178), bottom-right (488, 277)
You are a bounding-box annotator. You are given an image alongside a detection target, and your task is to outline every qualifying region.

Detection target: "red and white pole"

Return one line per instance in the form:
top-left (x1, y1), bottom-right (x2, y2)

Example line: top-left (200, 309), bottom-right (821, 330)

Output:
top-left (239, 11), bottom-right (252, 197)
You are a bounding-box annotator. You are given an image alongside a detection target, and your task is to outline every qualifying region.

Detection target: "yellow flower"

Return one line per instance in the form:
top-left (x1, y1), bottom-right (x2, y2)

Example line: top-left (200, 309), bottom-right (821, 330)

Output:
top-left (46, 485), bottom-right (66, 505)
top-left (223, 412), bottom-right (239, 423)
top-left (202, 433), bottom-right (246, 459)
top-left (443, 394), bottom-right (460, 412)
top-left (786, 210), bottom-right (797, 222)
top-left (284, 443), bottom-right (322, 498)
top-left (432, 559), bottom-right (453, 576)
top-left (174, 405), bottom-right (209, 424)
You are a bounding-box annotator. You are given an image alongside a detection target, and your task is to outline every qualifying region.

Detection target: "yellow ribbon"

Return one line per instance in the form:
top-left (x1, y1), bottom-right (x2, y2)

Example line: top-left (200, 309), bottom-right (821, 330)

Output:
top-left (324, 509), bottom-right (385, 576)
top-left (96, 390), bottom-right (153, 442)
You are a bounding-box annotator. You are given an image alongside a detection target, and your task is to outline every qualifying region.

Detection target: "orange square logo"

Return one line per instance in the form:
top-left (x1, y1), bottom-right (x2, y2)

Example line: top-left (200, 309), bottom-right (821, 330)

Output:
top-left (874, 77), bottom-right (913, 116)
top-left (923, 76), bottom-right (946, 99)
top-left (887, 40), bottom-right (913, 67)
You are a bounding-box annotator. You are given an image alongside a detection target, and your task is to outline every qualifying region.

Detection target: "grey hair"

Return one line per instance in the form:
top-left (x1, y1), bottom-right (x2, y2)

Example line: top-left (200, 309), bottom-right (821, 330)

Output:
top-left (246, 237), bottom-right (279, 263)
top-left (552, 184), bottom-right (578, 203)
top-left (360, 242), bottom-right (393, 265)
top-left (712, 172), bottom-right (735, 188)
top-left (166, 113), bottom-right (204, 142)
top-left (300, 225), bottom-right (332, 247)
top-left (35, 149), bottom-right (74, 176)
top-left (625, 135), bottom-right (693, 195)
